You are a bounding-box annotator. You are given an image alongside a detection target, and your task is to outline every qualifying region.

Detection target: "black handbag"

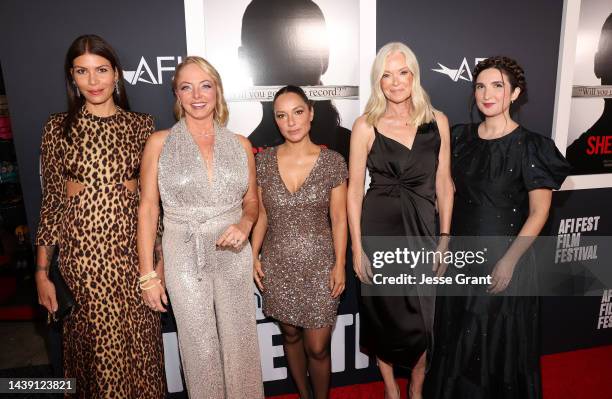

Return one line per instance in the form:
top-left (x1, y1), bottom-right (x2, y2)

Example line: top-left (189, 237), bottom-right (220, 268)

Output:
top-left (48, 263), bottom-right (76, 322)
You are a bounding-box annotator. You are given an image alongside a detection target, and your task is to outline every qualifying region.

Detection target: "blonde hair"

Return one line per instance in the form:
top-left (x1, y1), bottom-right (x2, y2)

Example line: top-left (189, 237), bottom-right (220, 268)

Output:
top-left (172, 56), bottom-right (229, 125)
top-left (364, 42), bottom-right (435, 127)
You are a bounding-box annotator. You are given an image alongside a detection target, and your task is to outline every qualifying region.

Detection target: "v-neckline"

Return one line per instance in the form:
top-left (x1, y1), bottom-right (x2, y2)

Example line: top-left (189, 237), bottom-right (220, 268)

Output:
top-left (184, 121), bottom-right (216, 185)
top-left (375, 126), bottom-right (420, 152)
top-left (275, 146), bottom-right (322, 195)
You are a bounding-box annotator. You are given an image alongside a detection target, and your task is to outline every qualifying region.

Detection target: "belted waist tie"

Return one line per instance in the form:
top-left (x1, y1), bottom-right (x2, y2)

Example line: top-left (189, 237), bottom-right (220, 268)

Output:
top-left (163, 201), bottom-right (242, 278)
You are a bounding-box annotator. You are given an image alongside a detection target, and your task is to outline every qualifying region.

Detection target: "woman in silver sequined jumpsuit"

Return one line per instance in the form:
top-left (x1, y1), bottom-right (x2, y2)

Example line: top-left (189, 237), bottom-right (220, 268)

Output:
top-left (137, 56), bottom-right (264, 399)
top-left (251, 86), bottom-right (348, 399)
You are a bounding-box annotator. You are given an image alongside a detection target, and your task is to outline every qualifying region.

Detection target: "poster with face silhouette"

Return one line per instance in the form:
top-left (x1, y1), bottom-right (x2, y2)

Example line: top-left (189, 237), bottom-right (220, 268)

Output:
top-left (562, 0), bottom-right (612, 182)
top-left (184, 0), bottom-right (360, 162)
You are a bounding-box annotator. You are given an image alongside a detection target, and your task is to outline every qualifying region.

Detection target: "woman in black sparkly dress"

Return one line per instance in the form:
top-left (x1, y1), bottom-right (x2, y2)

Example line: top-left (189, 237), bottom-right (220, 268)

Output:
top-left (424, 56), bottom-right (570, 399)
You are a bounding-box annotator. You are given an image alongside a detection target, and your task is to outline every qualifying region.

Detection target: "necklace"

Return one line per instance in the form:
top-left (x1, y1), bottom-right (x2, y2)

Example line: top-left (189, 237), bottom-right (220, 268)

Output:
top-left (394, 116), bottom-right (411, 127)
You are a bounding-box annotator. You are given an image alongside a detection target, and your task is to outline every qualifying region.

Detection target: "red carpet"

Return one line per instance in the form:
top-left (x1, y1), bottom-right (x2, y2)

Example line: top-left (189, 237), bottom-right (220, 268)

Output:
top-left (541, 345), bottom-right (612, 399)
top-left (267, 346), bottom-right (612, 399)
top-left (268, 379), bottom-right (409, 399)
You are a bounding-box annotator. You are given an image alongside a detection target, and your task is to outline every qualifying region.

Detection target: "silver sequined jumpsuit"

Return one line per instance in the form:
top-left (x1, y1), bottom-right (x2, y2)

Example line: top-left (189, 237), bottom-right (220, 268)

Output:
top-left (157, 119), bottom-right (264, 399)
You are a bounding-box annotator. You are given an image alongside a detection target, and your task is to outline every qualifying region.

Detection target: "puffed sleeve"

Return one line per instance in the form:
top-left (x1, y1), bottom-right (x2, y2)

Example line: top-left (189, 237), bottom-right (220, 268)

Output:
top-left (522, 131), bottom-right (571, 191)
top-left (255, 149), bottom-right (270, 187)
top-left (450, 124), bottom-right (471, 155)
top-left (327, 149), bottom-right (348, 189)
top-left (450, 123), bottom-right (468, 143)
top-left (35, 115), bottom-right (66, 246)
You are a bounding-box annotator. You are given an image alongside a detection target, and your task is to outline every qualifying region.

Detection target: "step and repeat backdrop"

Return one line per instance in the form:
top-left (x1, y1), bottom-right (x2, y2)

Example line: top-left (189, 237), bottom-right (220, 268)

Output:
top-left (1, 0), bottom-right (611, 397)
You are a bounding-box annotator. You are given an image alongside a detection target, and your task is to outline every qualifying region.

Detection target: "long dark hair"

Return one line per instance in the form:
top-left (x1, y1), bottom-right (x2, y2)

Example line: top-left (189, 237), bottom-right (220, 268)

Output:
top-left (63, 34), bottom-right (130, 138)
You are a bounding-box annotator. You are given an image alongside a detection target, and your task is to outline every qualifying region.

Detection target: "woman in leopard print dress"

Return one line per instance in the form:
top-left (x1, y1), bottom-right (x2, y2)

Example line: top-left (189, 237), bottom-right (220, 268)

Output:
top-left (34, 34), bottom-right (165, 398)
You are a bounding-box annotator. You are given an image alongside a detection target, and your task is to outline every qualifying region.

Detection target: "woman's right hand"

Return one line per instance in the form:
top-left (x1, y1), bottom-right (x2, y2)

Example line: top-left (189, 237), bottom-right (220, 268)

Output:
top-left (353, 247), bottom-right (372, 284)
top-left (141, 279), bottom-right (168, 312)
top-left (35, 275), bottom-right (58, 313)
top-left (253, 258), bottom-right (264, 291)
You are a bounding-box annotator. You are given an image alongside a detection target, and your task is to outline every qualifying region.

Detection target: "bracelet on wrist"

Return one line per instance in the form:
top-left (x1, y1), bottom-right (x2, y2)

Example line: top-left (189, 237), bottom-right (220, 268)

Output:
top-left (140, 278), bottom-right (162, 290)
top-left (139, 270), bottom-right (158, 284)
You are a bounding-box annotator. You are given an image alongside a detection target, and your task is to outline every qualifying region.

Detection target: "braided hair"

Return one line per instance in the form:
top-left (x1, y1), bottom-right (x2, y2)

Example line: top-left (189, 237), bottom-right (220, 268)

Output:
top-left (474, 56), bottom-right (526, 96)
top-left (471, 56), bottom-right (526, 121)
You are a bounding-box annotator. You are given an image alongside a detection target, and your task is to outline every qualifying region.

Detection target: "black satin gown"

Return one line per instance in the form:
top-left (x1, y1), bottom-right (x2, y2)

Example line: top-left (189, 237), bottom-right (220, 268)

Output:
top-left (424, 124), bottom-right (570, 399)
top-left (360, 121), bottom-right (440, 369)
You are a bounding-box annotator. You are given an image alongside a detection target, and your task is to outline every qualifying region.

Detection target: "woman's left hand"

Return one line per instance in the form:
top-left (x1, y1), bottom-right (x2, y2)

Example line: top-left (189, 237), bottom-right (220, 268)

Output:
top-left (329, 264), bottom-right (346, 298)
top-left (216, 223), bottom-right (249, 249)
top-left (433, 235), bottom-right (450, 277)
top-left (488, 257), bottom-right (517, 294)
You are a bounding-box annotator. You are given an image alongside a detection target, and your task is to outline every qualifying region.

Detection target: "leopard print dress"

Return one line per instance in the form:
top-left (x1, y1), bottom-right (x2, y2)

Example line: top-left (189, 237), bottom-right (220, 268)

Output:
top-left (35, 106), bottom-right (165, 398)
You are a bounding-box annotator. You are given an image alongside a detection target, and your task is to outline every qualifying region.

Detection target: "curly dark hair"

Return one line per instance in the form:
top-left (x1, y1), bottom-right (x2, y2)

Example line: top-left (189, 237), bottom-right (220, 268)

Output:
top-left (473, 56), bottom-right (527, 96)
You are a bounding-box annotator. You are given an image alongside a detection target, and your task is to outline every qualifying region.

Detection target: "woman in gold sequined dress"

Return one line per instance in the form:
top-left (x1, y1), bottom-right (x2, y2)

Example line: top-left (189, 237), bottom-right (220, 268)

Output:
top-left (251, 85), bottom-right (348, 399)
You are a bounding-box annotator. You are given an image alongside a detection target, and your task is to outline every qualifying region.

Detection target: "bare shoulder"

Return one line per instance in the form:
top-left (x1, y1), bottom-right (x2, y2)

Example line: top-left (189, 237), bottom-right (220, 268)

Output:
top-left (433, 110), bottom-right (449, 125)
top-left (235, 134), bottom-right (254, 152)
top-left (433, 111), bottom-right (450, 138)
top-left (351, 115), bottom-right (375, 138)
top-left (235, 134), bottom-right (251, 146)
top-left (145, 129), bottom-right (171, 150)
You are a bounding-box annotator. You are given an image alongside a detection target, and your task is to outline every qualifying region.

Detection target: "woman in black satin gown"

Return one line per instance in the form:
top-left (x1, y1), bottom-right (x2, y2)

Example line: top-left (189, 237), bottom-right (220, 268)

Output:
top-left (424, 57), bottom-right (570, 399)
top-left (347, 42), bottom-right (453, 399)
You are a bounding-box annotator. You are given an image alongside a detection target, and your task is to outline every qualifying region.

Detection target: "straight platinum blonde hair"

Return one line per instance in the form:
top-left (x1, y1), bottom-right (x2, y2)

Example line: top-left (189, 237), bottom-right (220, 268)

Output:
top-left (172, 56), bottom-right (229, 125)
top-left (364, 42), bottom-right (435, 127)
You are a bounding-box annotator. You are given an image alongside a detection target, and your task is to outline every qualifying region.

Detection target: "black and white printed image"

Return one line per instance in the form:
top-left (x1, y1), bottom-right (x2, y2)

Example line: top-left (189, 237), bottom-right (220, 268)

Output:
top-left (566, 0), bottom-right (612, 175)
top-left (186, 0), bottom-right (360, 160)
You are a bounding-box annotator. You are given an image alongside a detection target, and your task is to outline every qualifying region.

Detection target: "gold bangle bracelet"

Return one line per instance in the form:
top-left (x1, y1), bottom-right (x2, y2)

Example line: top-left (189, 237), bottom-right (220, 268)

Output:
top-left (140, 278), bottom-right (162, 290)
top-left (141, 284), bottom-right (160, 291)
top-left (139, 273), bottom-right (157, 283)
top-left (139, 270), bottom-right (158, 283)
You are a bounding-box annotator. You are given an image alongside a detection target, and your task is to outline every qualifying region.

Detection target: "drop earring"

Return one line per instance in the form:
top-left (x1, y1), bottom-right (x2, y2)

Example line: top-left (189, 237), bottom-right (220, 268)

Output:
top-left (115, 81), bottom-right (120, 95)
top-left (73, 81), bottom-right (80, 98)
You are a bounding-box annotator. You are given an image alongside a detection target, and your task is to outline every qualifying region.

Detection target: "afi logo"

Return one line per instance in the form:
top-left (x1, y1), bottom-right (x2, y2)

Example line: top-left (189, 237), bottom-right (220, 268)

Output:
top-left (432, 57), bottom-right (486, 82)
top-left (123, 56), bottom-right (183, 85)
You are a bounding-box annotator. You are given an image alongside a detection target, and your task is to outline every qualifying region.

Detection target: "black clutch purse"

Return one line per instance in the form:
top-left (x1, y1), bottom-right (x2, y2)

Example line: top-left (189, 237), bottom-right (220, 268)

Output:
top-left (48, 263), bottom-right (76, 322)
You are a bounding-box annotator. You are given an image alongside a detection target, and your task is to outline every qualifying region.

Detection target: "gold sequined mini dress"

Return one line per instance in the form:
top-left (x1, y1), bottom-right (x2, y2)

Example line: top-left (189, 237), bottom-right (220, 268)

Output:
top-left (256, 147), bottom-right (347, 328)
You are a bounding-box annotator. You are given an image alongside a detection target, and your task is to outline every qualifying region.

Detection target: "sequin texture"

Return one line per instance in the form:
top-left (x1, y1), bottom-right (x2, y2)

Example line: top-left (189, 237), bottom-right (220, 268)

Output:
top-left (158, 119), bottom-right (263, 399)
top-left (256, 147), bottom-right (347, 328)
